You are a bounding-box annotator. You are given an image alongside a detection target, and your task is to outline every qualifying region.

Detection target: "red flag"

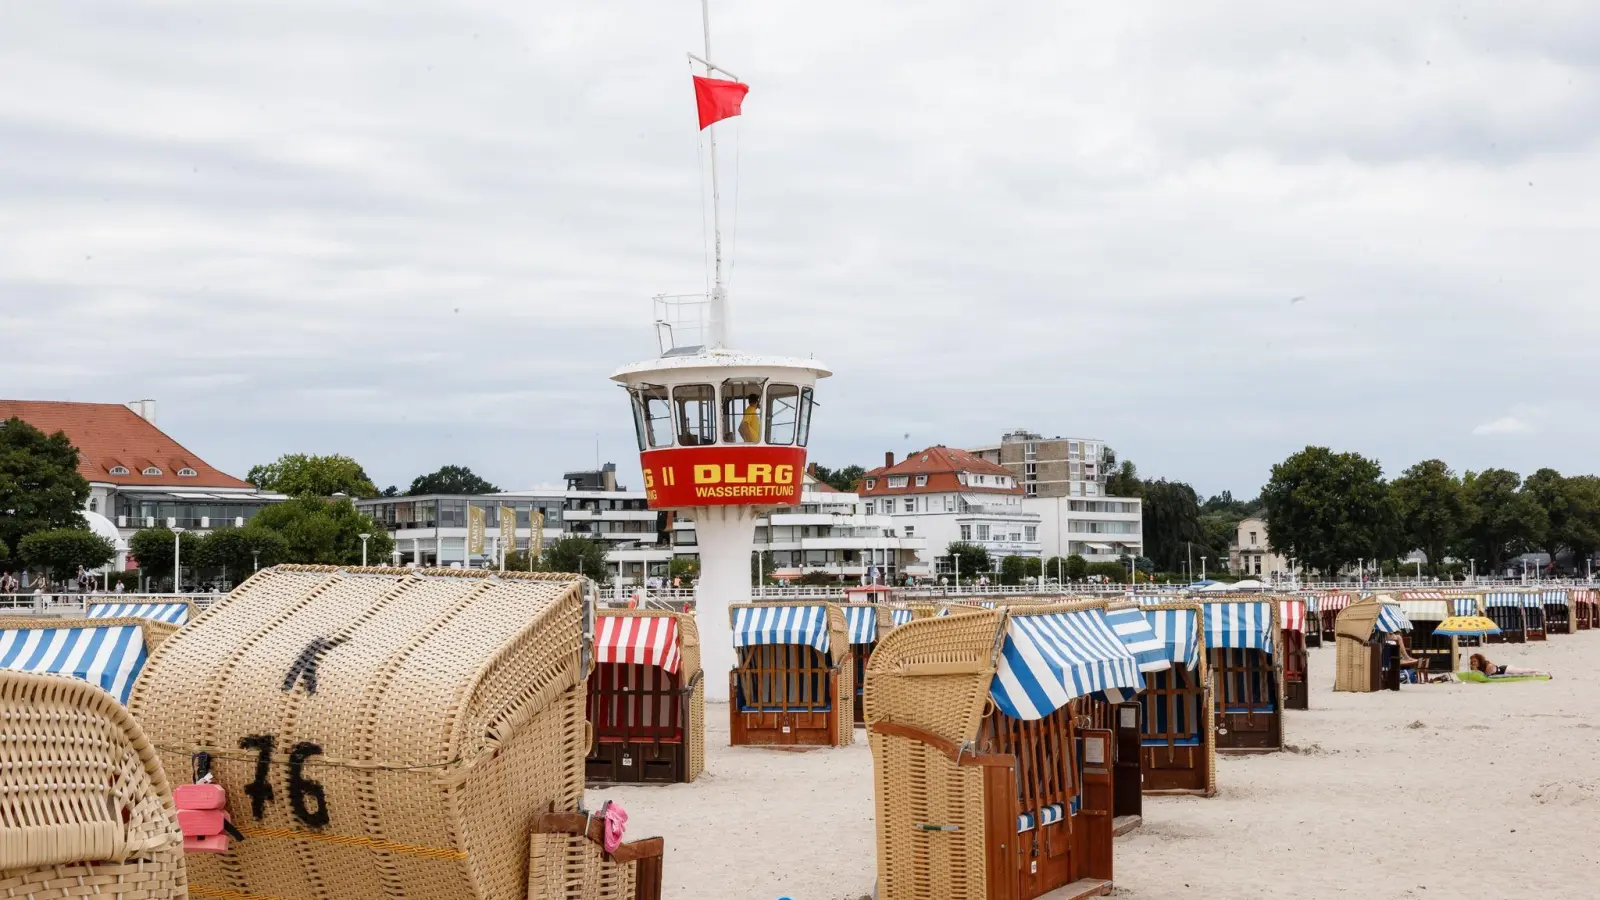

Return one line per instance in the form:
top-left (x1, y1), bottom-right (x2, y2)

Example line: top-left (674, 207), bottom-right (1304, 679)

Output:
top-left (693, 75), bottom-right (749, 130)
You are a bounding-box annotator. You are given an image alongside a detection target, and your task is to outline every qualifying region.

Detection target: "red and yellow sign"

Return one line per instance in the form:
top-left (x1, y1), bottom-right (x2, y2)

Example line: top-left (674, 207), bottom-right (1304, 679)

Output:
top-left (640, 446), bottom-right (807, 508)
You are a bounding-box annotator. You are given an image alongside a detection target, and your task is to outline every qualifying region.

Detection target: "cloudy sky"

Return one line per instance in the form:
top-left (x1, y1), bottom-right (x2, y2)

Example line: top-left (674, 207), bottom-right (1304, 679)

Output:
top-left (3, 1), bottom-right (1597, 496)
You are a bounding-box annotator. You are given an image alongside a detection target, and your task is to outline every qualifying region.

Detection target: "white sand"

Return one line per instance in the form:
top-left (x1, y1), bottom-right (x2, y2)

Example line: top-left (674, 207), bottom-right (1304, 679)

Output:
top-left (590, 637), bottom-right (1598, 900)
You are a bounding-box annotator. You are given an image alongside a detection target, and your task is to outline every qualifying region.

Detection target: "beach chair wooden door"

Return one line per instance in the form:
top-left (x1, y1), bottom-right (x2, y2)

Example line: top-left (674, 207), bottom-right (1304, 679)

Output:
top-left (1134, 606), bottom-right (1213, 795)
top-left (1541, 590), bottom-right (1571, 635)
top-left (1203, 601), bottom-right (1282, 753)
top-left (729, 604), bottom-right (851, 747)
top-left (587, 611), bottom-right (703, 784)
top-left (1483, 593), bottom-right (1528, 644)
top-left (1279, 600), bottom-right (1309, 711)
top-left (1574, 590), bottom-right (1596, 630)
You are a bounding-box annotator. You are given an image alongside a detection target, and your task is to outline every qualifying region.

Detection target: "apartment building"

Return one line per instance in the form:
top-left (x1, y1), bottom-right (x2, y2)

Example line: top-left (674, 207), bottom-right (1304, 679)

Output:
top-left (858, 447), bottom-right (1041, 567)
top-left (671, 473), bottom-right (928, 582)
top-left (970, 429), bottom-right (1142, 562)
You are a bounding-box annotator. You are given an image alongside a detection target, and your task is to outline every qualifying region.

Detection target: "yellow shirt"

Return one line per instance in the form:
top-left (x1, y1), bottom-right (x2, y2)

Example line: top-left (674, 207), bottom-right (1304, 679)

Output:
top-left (739, 404), bottom-right (761, 442)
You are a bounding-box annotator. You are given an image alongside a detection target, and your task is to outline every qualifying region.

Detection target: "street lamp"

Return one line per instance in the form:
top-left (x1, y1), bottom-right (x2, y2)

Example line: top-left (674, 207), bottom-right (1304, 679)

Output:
top-left (172, 527), bottom-right (186, 593)
top-left (1200, 557), bottom-right (1207, 581)
top-left (252, 550), bottom-right (260, 571)
top-left (359, 533), bottom-right (372, 567)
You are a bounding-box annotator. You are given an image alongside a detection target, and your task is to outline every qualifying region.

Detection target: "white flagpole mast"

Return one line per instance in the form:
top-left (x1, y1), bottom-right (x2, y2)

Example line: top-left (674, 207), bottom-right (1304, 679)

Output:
top-left (699, 0), bottom-right (728, 349)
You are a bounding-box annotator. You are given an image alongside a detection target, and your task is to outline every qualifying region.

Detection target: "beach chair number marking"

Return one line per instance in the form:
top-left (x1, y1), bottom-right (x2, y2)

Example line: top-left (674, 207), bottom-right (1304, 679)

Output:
top-left (240, 734), bottom-right (332, 827)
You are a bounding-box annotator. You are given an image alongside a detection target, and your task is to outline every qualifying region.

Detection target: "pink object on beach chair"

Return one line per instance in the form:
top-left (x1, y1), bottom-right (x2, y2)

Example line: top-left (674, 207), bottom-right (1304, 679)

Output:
top-left (176, 782), bottom-right (234, 853)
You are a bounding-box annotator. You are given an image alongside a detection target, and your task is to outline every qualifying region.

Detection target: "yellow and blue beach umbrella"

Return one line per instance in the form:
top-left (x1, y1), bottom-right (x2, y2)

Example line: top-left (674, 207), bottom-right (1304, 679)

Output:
top-left (1433, 615), bottom-right (1501, 637)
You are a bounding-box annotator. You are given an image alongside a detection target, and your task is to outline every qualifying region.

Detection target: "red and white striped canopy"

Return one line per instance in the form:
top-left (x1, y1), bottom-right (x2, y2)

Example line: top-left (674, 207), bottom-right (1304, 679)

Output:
top-left (595, 615), bottom-right (681, 674)
top-left (1319, 593), bottom-right (1354, 614)
top-left (1279, 600), bottom-right (1306, 634)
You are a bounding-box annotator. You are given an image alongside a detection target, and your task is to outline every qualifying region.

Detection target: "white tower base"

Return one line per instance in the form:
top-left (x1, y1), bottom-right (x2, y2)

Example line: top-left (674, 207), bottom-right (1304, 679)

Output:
top-left (690, 504), bottom-right (759, 703)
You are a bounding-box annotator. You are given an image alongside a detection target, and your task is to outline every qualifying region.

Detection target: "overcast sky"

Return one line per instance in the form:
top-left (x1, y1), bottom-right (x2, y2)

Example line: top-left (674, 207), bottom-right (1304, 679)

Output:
top-left (3, 1), bottom-right (1597, 496)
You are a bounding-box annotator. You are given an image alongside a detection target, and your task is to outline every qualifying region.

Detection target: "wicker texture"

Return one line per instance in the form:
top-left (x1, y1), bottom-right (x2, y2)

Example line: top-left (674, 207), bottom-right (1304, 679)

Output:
top-left (591, 609), bottom-right (704, 783)
top-left (1333, 597), bottom-right (1382, 693)
top-left (128, 565), bottom-right (588, 900)
top-left (0, 617), bottom-right (178, 657)
top-left (0, 671), bottom-right (187, 898)
top-left (528, 833), bottom-right (635, 900)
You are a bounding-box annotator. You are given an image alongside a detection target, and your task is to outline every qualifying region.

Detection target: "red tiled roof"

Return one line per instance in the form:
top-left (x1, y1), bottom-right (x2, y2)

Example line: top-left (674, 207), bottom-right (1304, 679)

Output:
top-left (860, 445), bottom-right (1021, 497)
top-left (0, 401), bottom-right (252, 489)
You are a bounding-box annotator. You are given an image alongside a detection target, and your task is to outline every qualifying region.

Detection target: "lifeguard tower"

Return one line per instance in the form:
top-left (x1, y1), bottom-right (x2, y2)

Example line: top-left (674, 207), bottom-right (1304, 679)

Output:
top-left (610, 13), bottom-right (830, 702)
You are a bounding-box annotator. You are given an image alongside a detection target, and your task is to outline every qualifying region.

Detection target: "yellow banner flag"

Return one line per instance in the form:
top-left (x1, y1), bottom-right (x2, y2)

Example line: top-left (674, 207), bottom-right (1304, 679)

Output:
top-left (499, 506), bottom-right (517, 570)
top-left (530, 510), bottom-right (544, 568)
top-left (467, 505), bottom-right (486, 557)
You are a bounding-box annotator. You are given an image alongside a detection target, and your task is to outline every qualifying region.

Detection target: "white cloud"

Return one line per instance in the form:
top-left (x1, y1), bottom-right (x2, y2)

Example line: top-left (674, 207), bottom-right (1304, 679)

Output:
top-left (1473, 417), bottom-right (1536, 436)
top-left (2, 1), bottom-right (1599, 493)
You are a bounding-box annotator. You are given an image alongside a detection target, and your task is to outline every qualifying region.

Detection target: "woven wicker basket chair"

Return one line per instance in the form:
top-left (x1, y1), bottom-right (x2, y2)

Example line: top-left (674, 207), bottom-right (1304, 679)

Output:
top-left (129, 565), bottom-right (663, 900)
top-left (865, 603), bottom-right (1134, 900)
top-left (844, 603), bottom-right (895, 726)
top-left (1129, 601), bottom-right (1215, 797)
top-left (86, 599), bottom-right (195, 626)
top-left (1481, 591), bottom-right (1533, 643)
top-left (1333, 596), bottom-right (1411, 693)
top-left (1538, 589), bottom-right (1574, 635)
top-left (1277, 599), bottom-right (1310, 711)
top-left (1196, 597), bottom-right (1285, 753)
top-left (585, 609), bottom-right (704, 785)
top-left (0, 616), bottom-right (176, 704)
top-left (728, 602), bottom-right (852, 747)
top-left (1313, 593), bottom-right (1353, 643)
top-left (1574, 589), bottom-right (1598, 630)
top-left (1297, 594), bottom-right (1322, 648)
top-left (1395, 595), bottom-right (1458, 674)
top-left (0, 670), bottom-right (187, 899)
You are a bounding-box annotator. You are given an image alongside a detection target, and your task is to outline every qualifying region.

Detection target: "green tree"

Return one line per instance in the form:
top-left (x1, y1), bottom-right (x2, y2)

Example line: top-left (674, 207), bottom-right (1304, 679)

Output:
top-left (1065, 554), bottom-right (1088, 581)
top-left (945, 542), bottom-right (991, 581)
top-left (406, 465), bottom-right (500, 496)
top-left (1523, 468), bottom-right (1572, 564)
top-left (1042, 556), bottom-right (1069, 582)
top-left (249, 497), bottom-right (394, 565)
top-left (246, 454), bottom-right (378, 498)
top-left (0, 418), bottom-right (90, 552)
top-left (0, 538), bottom-right (8, 564)
top-left (1085, 561), bottom-right (1127, 583)
top-left (810, 464), bottom-right (868, 493)
top-left (751, 550), bottom-right (777, 585)
top-left (1460, 469), bottom-right (1547, 573)
top-left (668, 557), bottom-right (700, 583)
top-left (195, 526), bottom-right (290, 581)
top-left (1389, 459), bottom-right (1468, 576)
top-left (999, 555), bottom-right (1028, 585)
top-left (1140, 479), bottom-right (1204, 573)
top-left (1559, 476), bottom-right (1600, 574)
top-left (1259, 446), bottom-right (1398, 576)
top-left (380, 485), bottom-right (401, 497)
top-left (539, 535), bottom-right (608, 578)
top-left (17, 529), bottom-right (114, 582)
top-left (128, 528), bottom-right (200, 586)
top-left (1104, 459), bottom-right (1142, 497)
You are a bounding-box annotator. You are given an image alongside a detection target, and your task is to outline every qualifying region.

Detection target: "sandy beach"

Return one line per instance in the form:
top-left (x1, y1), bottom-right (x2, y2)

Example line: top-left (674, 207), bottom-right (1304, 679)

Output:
top-left (591, 636), bottom-right (1599, 900)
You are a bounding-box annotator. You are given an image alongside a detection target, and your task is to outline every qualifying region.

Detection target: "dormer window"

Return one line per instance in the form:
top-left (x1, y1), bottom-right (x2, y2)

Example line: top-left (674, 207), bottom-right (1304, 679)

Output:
top-left (865, 478), bottom-right (876, 490)
top-left (887, 476), bottom-right (908, 489)
top-left (142, 466), bottom-right (163, 476)
top-left (109, 466), bottom-right (130, 476)
top-left (177, 467), bottom-right (198, 477)
top-left (915, 474), bottom-right (927, 487)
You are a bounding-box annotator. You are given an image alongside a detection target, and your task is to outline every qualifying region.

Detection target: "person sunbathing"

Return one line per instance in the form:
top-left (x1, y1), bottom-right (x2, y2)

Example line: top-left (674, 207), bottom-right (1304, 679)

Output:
top-left (1468, 653), bottom-right (1550, 678)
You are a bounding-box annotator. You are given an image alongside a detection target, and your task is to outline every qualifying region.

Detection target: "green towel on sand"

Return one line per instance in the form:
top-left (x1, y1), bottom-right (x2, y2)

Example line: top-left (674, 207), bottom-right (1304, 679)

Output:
top-left (1457, 671), bottom-right (1551, 683)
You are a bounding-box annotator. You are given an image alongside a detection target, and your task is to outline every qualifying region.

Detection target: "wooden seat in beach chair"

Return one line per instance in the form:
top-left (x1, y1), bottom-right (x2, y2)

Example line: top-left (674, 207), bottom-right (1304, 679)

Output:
top-left (529, 812), bottom-right (664, 900)
top-left (1482, 593), bottom-right (1529, 644)
top-left (1540, 590), bottom-right (1572, 635)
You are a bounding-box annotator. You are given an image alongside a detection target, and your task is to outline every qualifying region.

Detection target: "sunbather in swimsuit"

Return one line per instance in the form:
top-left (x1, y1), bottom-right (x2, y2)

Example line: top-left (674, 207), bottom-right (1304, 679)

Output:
top-left (1468, 653), bottom-right (1550, 678)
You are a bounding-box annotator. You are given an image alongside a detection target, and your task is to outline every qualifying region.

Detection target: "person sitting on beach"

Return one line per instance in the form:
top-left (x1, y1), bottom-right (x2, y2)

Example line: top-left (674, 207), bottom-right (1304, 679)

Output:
top-left (1390, 634), bottom-right (1423, 680)
top-left (1468, 653), bottom-right (1550, 678)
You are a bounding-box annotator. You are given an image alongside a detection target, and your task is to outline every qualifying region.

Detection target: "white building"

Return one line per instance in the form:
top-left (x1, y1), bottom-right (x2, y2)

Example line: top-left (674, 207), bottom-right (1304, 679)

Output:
top-left (1229, 516), bottom-right (1289, 578)
top-left (1028, 496), bottom-right (1144, 564)
top-left (859, 446), bottom-right (1042, 570)
top-left (672, 474), bottom-right (928, 582)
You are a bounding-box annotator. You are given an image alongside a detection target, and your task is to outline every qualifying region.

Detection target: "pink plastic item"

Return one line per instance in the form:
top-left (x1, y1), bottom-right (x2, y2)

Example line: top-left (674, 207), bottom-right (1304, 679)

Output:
top-left (174, 783), bottom-right (226, 810)
top-left (601, 802), bottom-right (628, 854)
top-left (176, 782), bottom-right (233, 853)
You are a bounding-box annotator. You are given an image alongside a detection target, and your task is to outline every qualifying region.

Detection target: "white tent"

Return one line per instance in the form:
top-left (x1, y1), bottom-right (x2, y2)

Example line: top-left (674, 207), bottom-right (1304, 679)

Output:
top-left (1226, 579), bottom-right (1269, 592)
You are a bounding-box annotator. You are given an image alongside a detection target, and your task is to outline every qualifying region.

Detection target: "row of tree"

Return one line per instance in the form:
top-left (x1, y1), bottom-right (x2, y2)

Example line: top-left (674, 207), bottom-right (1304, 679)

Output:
top-left (1261, 448), bottom-right (1599, 576)
top-left (244, 455), bottom-right (501, 498)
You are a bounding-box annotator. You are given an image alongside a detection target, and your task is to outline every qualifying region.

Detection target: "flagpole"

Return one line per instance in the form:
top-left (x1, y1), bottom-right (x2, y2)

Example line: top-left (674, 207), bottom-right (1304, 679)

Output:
top-left (700, 0), bottom-right (728, 349)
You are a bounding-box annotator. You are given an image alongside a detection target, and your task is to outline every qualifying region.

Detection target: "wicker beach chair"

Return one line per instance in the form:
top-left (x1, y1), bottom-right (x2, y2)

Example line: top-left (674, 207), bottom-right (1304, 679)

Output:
top-left (1481, 591), bottom-right (1533, 643)
top-left (843, 602), bottom-right (895, 726)
top-left (86, 599), bottom-right (194, 626)
top-left (1278, 599), bottom-right (1310, 710)
top-left (129, 565), bottom-right (663, 900)
top-left (1315, 593), bottom-right (1354, 643)
top-left (1573, 589), bottom-right (1598, 630)
top-left (586, 609), bottom-right (704, 784)
top-left (728, 601), bottom-right (853, 747)
top-left (1333, 596), bottom-right (1412, 692)
top-left (1197, 596), bottom-right (1285, 753)
top-left (1396, 594), bottom-right (1458, 674)
top-left (0, 670), bottom-right (187, 899)
top-left (1539, 589), bottom-right (1573, 635)
top-left (529, 812), bottom-right (664, 900)
top-left (0, 616), bottom-right (175, 704)
top-left (865, 603), bottom-right (1130, 900)
top-left (1132, 602), bottom-right (1216, 796)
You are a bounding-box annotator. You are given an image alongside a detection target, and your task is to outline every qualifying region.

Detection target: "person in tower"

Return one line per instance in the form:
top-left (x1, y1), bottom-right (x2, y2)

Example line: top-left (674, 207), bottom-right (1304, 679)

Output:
top-left (738, 394), bottom-right (762, 442)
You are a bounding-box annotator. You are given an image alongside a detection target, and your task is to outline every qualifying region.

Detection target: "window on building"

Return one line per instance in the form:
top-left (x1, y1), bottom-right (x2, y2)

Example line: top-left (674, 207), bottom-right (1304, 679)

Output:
top-left (960, 524), bottom-right (972, 541)
top-left (865, 478), bottom-right (876, 490)
top-left (1026, 485), bottom-right (1037, 497)
top-left (142, 467), bottom-right (162, 476)
top-left (671, 384), bottom-right (716, 446)
top-left (1249, 531), bottom-right (1257, 547)
top-left (977, 524), bottom-right (990, 541)
top-left (1025, 526), bottom-right (1037, 542)
top-left (915, 474), bottom-right (927, 487)
top-left (1068, 441), bottom-right (1080, 457)
top-left (1024, 442), bottom-right (1037, 459)
top-left (796, 387), bottom-right (814, 447)
top-left (904, 526), bottom-right (915, 537)
top-left (639, 386), bottom-right (674, 448)
top-left (975, 474), bottom-right (985, 484)
top-left (1254, 556), bottom-right (1263, 575)
top-left (903, 498), bottom-right (914, 513)
top-left (765, 384), bottom-right (800, 445)
top-left (110, 466), bottom-right (129, 476)
top-left (888, 476), bottom-right (907, 488)
top-left (177, 467), bottom-right (197, 477)
top-left (1010, 532), bottom-right (1021, 542)
top-left (957, 472), bottom-right (968, 485)
top-left (721, 379), bottom-right (764, 443)
top-left (89, 498), bottom-right (98, 512)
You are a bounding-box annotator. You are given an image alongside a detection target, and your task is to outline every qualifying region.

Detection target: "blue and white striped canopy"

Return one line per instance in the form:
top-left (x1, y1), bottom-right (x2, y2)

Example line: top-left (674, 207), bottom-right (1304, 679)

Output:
top-left (1142, 608), bottom-right (1201, 670)
top-left (1452, 597), bottom-right (1480, 617)
top-left (1542, 589), bottom-right (1570, 607)
top-left (87, 601), bottom-right (189, 625)
top-left (1302, 594), bottom-right (1320, 613)
top-left (732, 605), bottom-right (830, 654)
top-left (844, 605), bottom-right (878, 645)
top-left (1202, 602), bottom-right (1275, 654)
top-left (1483, 591), bottom-right (1540, 609)
top-left (1104, 608), bottom-right (1170, 674)
top-left (990, 610), bottom-right (1143, 721)
top-left (1374, 604), bottom-right (1411, 633)
top-left (0, 625), bottom-right (148, 704)
top-left (890, 608), bottom-right (914, 627)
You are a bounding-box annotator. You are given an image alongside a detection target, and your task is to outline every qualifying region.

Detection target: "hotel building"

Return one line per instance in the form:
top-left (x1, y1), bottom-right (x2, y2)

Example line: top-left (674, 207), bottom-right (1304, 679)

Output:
top-left (858, 446), bottom-right (1042, 569)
